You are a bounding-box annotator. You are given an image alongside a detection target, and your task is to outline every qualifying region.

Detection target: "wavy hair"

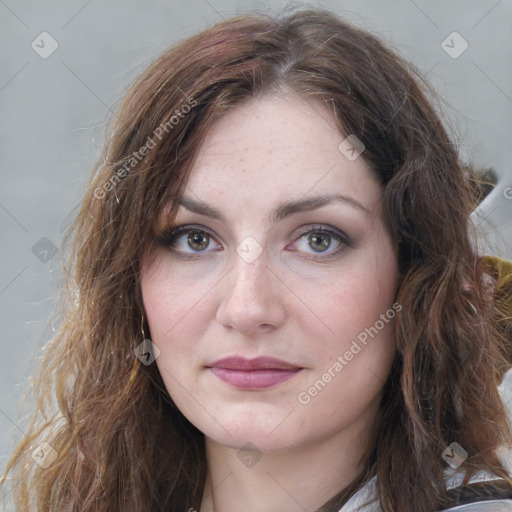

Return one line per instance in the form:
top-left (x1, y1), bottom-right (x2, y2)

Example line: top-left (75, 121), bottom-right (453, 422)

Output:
top-left (2, 6), bottom-right (512, 511)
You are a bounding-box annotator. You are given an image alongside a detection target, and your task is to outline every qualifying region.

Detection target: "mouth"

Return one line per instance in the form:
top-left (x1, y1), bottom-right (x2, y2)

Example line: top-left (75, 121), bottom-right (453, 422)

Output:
top-left (207, 356), bottom-right (302, 390)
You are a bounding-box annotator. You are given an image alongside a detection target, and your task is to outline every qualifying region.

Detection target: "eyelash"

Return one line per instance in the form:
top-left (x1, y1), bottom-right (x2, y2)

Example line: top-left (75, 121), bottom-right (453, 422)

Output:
top-left (155, 224), bottom-right (352, 261)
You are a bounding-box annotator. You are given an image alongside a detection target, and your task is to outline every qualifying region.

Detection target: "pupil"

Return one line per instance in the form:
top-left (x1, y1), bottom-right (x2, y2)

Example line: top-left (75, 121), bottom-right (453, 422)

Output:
top-left (188, 232), bottom-right (208, 251)
top-left (309, 233), bottom-right (330, 252)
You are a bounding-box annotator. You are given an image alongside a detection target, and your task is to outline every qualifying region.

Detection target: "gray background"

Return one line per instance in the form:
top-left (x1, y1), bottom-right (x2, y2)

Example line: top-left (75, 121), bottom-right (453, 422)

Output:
top-left (1, 0), bottom-right (512, 484)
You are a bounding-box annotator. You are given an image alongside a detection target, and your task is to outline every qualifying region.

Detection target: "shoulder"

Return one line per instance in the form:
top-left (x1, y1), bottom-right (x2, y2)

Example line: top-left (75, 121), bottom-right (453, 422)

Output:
top-left (440, 500), bottom-right (512, 511)
top-left (336, 468), bottom-right (512, 512)
top-left (440, 468), bottom-right (512, 511)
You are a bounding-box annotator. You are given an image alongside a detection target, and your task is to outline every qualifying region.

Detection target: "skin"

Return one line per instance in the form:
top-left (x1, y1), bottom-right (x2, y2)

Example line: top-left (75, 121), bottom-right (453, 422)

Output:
top-left (140, 92), bottom-right (400, 512)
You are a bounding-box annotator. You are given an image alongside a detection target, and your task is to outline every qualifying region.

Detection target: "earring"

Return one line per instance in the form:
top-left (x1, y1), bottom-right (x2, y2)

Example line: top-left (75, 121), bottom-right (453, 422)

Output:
top-left (465, 297), bottom-right (478, 316)
top-left (127, 312), bottom-right (149, 364)
top-left (137, 313), bottom-right (159, 365)
top-left (127, 314), bottom-right (148, 384)
top-left (141, 312), bottom-right (147, 341)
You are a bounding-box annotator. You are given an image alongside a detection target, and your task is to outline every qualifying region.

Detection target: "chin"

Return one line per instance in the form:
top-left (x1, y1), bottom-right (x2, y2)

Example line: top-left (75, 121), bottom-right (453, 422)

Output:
top-left (199, 404), bottom-right (301, 451)
top-left (206, 428), bottom-right (300, 454)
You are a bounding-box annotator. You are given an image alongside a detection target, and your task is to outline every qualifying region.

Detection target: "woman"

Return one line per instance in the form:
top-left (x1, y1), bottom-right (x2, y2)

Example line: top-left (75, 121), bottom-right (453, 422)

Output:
top-left (1, 6), bottom-right (512, 512)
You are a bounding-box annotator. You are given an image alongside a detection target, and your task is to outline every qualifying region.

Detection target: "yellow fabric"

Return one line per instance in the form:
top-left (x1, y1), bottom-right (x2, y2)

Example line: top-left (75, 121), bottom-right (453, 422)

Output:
top-left (482, 255), bottom-right (512, 306)
top-left (483, 255), bottom-right (512, 287)
top-left (482, 255), bottom-right (512, 369)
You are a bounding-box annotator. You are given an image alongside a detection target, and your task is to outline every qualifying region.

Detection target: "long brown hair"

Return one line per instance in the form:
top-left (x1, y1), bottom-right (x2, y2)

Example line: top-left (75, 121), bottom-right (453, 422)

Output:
top-left (2, 6), bottom-right (512, 511)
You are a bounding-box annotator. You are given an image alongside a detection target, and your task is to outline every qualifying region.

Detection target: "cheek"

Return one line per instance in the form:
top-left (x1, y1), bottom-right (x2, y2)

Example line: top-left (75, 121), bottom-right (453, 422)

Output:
top-left (314, 266), bottom-right (398, 344)
top-left (140, 261), bottom-right (208, 408)
top-left (306, 248), bottom-right (398, 382)
top-left (140, 254), bottom-right (217, 340)
top-left (302, 280), bottom-right (397, 420)
top-left (140, 255), bottom-right (227, 403)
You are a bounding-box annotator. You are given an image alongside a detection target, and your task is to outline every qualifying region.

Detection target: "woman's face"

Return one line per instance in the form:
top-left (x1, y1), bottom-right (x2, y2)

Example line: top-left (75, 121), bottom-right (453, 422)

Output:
top-left (140, 93), bottom-right (400, 453)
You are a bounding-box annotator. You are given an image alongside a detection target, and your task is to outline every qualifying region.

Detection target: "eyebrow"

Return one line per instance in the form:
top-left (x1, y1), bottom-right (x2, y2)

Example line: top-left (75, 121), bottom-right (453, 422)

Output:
top-left (178, 193), bottom-right (371, 223)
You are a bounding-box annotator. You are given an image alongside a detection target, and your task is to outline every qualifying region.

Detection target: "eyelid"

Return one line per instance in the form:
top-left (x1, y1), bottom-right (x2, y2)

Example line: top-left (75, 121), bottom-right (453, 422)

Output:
top-left (156, 223), bottom-right (353, 258)
top-left (286, 224), bottom-right (353, 258)
top-left (292, 223), bottom-right (350, 241)
top-left (156, 224), bottom-right (221, 250)
top-left (158, 222), bottom-right (350, 241)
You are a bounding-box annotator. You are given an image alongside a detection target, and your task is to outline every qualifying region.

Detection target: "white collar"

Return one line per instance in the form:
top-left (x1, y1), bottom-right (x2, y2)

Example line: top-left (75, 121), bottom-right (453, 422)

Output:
top-left (337, 468), bottom-right (508, 512)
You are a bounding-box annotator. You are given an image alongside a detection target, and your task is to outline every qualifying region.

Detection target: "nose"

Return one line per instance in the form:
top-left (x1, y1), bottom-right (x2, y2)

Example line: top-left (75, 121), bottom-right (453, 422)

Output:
top-left (215, 248), bottom-right (287, 336)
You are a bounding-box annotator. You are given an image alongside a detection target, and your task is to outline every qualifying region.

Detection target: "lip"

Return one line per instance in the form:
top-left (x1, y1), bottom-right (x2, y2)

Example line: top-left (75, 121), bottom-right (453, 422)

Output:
top-left (207, 356), bottom-right (302, 390)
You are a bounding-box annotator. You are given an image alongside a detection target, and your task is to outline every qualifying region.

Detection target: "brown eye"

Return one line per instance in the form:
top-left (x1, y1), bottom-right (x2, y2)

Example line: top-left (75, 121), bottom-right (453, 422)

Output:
top-left (156, 225), bottom-right (221, 256)
top-left (187, 231), bottom-right (210, 251)
top-left (288, 225), bottom-right (353, 260)
top-left (308, 232), bottom-right (332, 252)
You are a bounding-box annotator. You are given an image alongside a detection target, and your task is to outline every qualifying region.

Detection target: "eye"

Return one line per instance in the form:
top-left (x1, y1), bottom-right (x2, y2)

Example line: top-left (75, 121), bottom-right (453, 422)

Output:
top-left (156, 225), bottom-right (222, 256)
top-left (156, 223), bottom-right (352, 260)
top-left (287, 225), bottom-right (352, 259)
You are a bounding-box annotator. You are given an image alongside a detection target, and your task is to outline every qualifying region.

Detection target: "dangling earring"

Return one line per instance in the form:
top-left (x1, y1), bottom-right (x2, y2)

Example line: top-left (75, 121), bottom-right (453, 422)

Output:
top-left (135, 312), bottom-right (160, 365)
top-left (128, 312), bottom-right (150, 378)
top-left (127, 314), bottom-right (147, 384)
top-left (141, 312), bottom-right (147, 341)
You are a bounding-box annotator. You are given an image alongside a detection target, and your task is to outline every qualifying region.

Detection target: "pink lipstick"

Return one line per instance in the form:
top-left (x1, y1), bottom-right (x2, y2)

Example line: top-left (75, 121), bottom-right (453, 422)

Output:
top-left (208, 356), bottom-right (301, 390)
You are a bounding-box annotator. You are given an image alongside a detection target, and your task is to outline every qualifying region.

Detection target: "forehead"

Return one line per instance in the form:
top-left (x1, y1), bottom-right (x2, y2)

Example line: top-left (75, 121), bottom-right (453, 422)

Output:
top-left (177, 93), bottom-right (383, 221)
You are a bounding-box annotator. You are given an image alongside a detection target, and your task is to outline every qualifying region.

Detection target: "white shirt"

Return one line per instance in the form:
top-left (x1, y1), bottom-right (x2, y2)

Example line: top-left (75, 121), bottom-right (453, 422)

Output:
top-left (337, 468), bottom-right (512, 511)
top-left (338, 372), bottom-right (512, 511)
